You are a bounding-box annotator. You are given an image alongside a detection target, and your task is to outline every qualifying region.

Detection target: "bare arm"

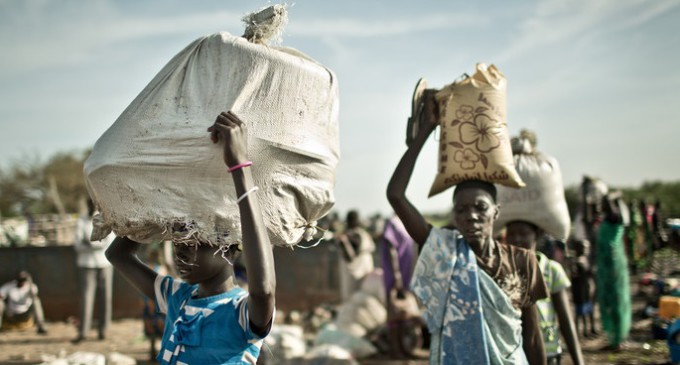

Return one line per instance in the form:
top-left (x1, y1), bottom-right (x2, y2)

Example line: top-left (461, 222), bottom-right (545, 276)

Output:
top-left (209, 111), bottom-right (275, 337)
top-left (105, 236), bottom-right (158, 299)
top-left (336, 233), bottom-right (357, 262)
top-left (553, 289), bottom-right (585, 365)
top-left (522, 304), bottom-right (547, 365)
top-left (386, 90), bottom-right (438, 248)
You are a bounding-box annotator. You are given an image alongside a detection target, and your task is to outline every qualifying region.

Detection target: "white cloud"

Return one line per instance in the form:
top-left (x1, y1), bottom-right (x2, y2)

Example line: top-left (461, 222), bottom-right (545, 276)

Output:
top-left (285, 12), bottom-right (489, 38)
top-left (496, 0), bottom-right (679, 63)
top-left (0, 2), bottom-right (244, 75)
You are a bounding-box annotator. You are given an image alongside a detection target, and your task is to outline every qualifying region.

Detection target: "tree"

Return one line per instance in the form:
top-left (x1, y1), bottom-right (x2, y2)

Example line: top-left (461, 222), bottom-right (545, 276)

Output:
top-left (0, 149), bottom-right (89, 217)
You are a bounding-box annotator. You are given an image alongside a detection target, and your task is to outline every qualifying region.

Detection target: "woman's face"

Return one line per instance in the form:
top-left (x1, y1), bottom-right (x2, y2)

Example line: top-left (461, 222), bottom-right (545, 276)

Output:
top-left (453, 187), bottom-right (499, 246)
top-left (505, 221), bottom-right (538, 251)
top-left (173, 242), bottom-right (233, 285)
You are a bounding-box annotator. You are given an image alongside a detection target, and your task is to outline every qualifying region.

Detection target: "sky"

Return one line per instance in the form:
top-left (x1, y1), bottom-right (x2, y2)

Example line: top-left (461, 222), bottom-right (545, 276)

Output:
top-left (1, 0), bottom-right (679, 217)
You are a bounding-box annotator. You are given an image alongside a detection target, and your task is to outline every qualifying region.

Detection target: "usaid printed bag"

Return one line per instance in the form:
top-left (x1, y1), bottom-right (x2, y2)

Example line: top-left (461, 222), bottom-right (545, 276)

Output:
top-left (495, 132), bottom-right (571, 240)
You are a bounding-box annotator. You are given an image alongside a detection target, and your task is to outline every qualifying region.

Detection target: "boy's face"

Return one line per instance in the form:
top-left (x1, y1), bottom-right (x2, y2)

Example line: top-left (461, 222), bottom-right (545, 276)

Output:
top-left (173, 242), bottom-right (234, 285)
top-left (505, 221), bottom-right (538, 251)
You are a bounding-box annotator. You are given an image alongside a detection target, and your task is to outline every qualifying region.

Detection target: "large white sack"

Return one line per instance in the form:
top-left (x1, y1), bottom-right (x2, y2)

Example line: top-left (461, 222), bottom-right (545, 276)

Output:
top-left (84, 31), bottom-right (339, 247)
top-left (495, 133), bottom-right (571, 240)
top-left (336, 292), bottom-right (387, 335)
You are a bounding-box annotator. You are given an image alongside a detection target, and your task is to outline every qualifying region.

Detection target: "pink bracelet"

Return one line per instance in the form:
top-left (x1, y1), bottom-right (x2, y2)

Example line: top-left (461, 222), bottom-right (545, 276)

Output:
top-left (228, 161), bottom-right (253, 173)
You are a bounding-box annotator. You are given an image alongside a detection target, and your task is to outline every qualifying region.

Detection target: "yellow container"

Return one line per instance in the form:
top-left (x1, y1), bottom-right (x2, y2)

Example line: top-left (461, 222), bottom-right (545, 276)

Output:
top-left (659, 296), bottom-right (680, 320)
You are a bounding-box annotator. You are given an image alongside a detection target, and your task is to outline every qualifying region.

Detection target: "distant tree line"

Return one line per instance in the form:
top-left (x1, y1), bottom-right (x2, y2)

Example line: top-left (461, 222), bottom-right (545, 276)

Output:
top-left (0, 149), bottom-right (90, 217)
top-left (1, 149), bottom-right (679, 221)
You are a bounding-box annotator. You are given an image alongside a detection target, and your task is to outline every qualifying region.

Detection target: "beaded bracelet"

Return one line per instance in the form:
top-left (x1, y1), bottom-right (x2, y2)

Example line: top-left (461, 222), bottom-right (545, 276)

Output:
top-left (228, 161), bottom-right (253, 173)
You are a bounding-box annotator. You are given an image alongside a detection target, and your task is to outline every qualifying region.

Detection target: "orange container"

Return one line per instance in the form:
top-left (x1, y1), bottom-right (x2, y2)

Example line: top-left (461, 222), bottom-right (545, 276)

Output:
top-left (658, 296), bottom-right (680, 320)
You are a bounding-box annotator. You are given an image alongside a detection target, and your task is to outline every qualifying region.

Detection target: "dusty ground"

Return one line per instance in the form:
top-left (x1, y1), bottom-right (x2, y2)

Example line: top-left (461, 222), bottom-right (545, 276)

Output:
top-left (0, 281), bottom-right (674, 365)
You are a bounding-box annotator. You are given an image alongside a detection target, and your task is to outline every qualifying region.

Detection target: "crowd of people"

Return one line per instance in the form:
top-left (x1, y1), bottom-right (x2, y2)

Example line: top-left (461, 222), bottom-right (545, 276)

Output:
top-left (2, 115), bottom-right (679, 365)
top-left (1, 98), bottom-right (679, 365)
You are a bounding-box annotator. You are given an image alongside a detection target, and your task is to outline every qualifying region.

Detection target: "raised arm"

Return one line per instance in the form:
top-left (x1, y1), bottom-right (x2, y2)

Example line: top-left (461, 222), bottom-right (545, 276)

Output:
top-left (105, 236), bottom-right (158, 299)
top-left (208, 111), bottom-right (275, 337)
top-left (386, 90), bottom-right (438, 248)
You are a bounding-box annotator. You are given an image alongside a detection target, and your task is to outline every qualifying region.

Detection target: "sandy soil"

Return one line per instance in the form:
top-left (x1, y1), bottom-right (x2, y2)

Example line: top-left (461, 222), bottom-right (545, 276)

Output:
top-left (0, 282), bottom-right (673, 365)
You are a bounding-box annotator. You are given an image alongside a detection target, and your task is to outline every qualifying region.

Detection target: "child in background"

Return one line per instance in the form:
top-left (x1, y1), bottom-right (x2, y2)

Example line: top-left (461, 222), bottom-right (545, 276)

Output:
top-left (505, 221), bottom-right (585, 365)
top-left (140, 246), bottom-right (168, 361)
top-left (106, 111), bottom-right (276, 364)
top-left (570, 239), bottom-right (597, 338)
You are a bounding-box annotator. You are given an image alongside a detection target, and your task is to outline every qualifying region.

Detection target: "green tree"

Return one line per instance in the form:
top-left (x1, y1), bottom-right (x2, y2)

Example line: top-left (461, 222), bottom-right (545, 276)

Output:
top-left (0, 149), bottom-right (89, 217)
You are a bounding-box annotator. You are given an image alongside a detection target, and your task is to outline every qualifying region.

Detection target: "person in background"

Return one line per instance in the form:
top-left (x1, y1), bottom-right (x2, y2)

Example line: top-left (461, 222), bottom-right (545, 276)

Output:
top-left (73, 199), bottom-right (115, 343)
top-left (651, 200), bottom-right (668, 251)
top-left (0, 270), bottom-right (47, 334)
top-left (596, 192), bottom-right (632, 351)
top-left (505, 221), bottom-right (584, 365)
top-left (569, 239), bottom-right (597, 338)
top-left (336, 210), bottom-right (376, 301)
top-left (626, 200), bottom-right (645, 274)
top-left (380, 215), bottom-right (424, 359)
top-left (139, 245), bottom-right (168, 361)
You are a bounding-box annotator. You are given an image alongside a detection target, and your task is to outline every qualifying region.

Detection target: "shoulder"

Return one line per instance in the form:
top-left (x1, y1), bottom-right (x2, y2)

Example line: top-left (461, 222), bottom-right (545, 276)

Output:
top-left (500, 243), bottom-right (539, 271)
top-left (426, 227), bottom-right (459, 246)
top-left (156, 276), bottom-right (194, 300)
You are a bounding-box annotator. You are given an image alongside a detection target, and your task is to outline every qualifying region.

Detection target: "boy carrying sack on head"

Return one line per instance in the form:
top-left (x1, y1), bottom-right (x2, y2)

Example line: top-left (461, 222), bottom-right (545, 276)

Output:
top-left (107, 112), bottom-right (276, 364)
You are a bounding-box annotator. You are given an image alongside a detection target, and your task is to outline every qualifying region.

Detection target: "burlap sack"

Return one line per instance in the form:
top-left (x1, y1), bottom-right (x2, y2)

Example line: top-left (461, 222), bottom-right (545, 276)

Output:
top-left (84, 31), bottom-right (339, 247)
top-left (429, 63), bottom-right (524, 197)
top-left (495, 133), bottom-right (571, 240)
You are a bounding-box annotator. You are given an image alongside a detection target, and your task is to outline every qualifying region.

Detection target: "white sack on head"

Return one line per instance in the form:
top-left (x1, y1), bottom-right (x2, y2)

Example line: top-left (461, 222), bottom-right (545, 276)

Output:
top-left (84, 30), bottom-right (339, 247)
top-left (429, 63), bottom-right (524, 197)
top-left (495, 133), bottom-right (571, 240)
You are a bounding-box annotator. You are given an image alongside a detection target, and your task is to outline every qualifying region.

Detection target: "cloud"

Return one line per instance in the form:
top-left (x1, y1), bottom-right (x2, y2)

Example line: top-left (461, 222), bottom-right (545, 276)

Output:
top-left (285, 12), bottom-right (488, 38)
top-left (496, 0), bottom-right (679, 63)
top-left (0, 2), bottom-right (244, 75)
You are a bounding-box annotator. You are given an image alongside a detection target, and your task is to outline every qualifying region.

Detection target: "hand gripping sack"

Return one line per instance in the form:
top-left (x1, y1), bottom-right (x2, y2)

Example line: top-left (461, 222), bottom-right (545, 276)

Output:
top-left (494, 132), bottom-right (571, 240)
top-left (429, 63), bottom-right (524, 197)
top-left (84, 29), bottom-right (339, 247)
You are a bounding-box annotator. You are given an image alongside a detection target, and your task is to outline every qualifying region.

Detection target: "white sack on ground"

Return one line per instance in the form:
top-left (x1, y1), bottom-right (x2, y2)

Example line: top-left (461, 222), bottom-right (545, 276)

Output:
top-left (84, 29), bottom-right (339, 247)
top-left (495, 132), bottom-right (570, 240)
top-left (336, 292), bottom-right (387, 336)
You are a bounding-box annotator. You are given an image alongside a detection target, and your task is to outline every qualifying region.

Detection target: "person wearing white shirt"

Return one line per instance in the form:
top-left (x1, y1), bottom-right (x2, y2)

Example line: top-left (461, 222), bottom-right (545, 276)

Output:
top-left (0, 270), bottom-right (47, 334)
top-left (72, 201), bottom-right (114, 343)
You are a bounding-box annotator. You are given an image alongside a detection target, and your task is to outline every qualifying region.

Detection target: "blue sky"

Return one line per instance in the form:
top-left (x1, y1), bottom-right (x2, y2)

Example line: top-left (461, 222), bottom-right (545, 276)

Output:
top-left (1, 0), bottom-right (679, 216)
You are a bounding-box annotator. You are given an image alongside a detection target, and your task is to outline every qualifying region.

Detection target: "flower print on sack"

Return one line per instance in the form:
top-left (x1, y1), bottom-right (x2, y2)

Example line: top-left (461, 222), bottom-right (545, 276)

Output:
top-left (454, 105), bottom-right (474, 123)
top-left (453, 148), bottom-right (480, 170)
top-left (459, 113), bottom-right (503, 153)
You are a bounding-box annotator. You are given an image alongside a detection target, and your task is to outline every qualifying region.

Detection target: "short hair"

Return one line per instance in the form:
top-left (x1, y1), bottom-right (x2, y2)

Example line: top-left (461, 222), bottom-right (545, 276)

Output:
top-left (346, 210), bottom-right (360, 228)
top-left (453, 180), bottom-right (497, 203)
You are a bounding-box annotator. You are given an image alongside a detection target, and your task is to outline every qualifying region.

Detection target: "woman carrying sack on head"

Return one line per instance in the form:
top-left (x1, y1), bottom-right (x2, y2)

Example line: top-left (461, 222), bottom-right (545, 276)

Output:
top-left (387, 90), bottom-right (548, 365)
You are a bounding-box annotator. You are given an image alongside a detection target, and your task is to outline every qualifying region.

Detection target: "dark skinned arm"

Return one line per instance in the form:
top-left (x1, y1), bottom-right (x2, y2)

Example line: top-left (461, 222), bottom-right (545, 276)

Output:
top-left (386, 90), bottom-right (438, 248)
top-left (105, 236), bottom-right (158, 299)
top-left (552, 289), bottom-right (585, 365)
top-left (336, 233), bottom-right (357, 262)
top-left (522, 304), bottom-right (547, 365)
top-left (209, 111), bottom-right (276, 337)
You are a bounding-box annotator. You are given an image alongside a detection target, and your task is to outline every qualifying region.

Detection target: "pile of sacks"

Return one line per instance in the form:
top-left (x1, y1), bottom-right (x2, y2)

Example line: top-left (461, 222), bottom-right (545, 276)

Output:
top-left (260, 270), bottom-right (386, 364)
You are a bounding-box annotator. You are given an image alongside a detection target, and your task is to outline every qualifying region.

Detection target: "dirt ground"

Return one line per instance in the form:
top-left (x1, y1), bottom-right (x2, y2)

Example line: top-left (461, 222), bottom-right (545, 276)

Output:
top-left (0, 284), bottom-right (674, 365)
